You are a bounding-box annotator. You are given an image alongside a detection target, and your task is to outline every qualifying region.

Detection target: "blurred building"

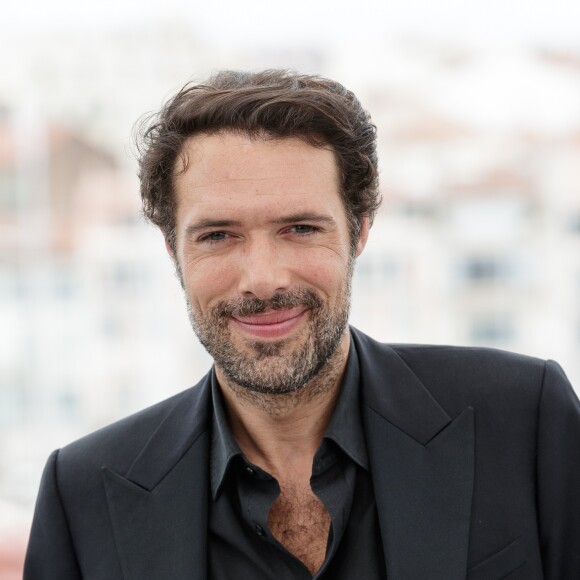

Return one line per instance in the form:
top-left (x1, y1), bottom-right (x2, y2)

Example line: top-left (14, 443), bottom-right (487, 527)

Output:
top-left (0, 31), bottom-right (579, 576)
top-left (354, 113), bottom-right (580, 386)
top-left (354, 138), bottom-right (580, 372)
top-left (0, 116), bottom-right (211, 533)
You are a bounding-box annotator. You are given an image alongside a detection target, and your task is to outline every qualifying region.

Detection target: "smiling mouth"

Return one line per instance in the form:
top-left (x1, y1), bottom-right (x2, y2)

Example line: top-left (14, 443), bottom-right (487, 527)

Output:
top-left (230, 307), bottom-right (308, 339)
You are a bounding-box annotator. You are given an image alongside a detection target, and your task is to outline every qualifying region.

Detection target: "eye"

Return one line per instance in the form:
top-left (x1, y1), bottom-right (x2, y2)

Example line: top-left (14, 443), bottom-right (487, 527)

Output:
top-left (200, 231), bottom-right (229, 243)
top-left (289, 224), bottom-right (319, 235)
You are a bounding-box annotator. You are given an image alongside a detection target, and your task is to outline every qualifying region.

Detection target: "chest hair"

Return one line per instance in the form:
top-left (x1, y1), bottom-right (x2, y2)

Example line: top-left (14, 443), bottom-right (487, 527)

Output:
top-left (267, 483), bottom-right (331, 575)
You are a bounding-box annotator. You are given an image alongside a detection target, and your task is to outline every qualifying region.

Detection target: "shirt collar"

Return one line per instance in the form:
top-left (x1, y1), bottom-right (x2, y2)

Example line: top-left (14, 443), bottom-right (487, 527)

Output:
top-left (210, 332), bottom-right (368, 500)
top-left (323, 337), bottom-right (368, 471)
top-left (210, 371), bottom-right (241, 500)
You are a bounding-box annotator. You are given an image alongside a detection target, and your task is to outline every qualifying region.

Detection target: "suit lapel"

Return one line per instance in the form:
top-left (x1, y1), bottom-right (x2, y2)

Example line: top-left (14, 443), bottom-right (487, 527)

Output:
top-left (352, 329), bottom-right (475, 580)
top-left (102, 375), bottom-right (212, 580)
top-left (99, 330), bottom-right (474, 579)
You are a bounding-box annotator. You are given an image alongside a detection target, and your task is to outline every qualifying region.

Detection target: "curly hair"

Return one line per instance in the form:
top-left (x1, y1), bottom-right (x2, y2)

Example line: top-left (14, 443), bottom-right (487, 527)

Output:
top-left (135, 70), bottom-right (380, 252)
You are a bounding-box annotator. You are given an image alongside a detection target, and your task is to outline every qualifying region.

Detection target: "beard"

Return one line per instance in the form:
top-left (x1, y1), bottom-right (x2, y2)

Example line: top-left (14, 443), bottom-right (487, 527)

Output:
top-left (185, 273), bottom-right (352, 396)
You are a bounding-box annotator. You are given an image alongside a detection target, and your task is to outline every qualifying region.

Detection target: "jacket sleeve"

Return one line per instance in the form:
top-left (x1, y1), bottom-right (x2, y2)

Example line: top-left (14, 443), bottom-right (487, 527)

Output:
top-left (24, 449), bottom-right (82, 580)
top-left (536, 360), bottom-right (580, 579)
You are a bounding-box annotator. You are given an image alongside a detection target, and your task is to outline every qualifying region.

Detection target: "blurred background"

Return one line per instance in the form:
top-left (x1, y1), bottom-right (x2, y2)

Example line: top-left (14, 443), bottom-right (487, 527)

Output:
top-left (1, 0), bottom-right (580, 575)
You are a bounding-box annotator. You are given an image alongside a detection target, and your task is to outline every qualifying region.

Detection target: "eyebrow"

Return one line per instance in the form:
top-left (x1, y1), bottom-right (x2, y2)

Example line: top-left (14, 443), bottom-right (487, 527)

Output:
top-left (185, 220), bottom-right (241, 238)
top-left (184, 213), bottom-right (336, 238)
top-left (271, 213), bottom-right (336, 226)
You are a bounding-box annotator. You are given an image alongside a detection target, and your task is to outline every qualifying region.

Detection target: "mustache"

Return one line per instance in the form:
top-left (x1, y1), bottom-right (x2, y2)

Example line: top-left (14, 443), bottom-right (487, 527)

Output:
top-left (215, 288), bottom-right (322, 318)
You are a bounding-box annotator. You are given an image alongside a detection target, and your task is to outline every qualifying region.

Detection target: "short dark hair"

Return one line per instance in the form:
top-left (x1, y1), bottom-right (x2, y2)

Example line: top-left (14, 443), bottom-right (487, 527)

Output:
top-left (136, 69), bottom-right (381, 251)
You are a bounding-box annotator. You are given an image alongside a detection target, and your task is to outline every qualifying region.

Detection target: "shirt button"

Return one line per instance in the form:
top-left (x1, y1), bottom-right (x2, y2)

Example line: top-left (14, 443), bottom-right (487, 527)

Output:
top-left (245, 466), bottom-right (255, 476)
top-left (254, 524), bottom-right (265, 537)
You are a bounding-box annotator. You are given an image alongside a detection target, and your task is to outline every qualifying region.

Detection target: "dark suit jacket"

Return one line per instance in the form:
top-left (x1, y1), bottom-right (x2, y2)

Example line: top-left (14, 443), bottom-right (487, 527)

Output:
top-left (24, 328), bottom-right (580, 579)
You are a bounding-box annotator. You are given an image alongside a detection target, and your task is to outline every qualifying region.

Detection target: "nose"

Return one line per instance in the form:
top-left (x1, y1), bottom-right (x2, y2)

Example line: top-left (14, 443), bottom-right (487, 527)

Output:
top-left (236, 238), bottom-right (292, 300)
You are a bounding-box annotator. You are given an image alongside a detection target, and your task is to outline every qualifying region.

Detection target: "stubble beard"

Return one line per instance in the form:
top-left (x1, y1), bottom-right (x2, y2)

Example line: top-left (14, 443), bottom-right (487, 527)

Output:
top-left (184, 266), bottom-right (353, 401)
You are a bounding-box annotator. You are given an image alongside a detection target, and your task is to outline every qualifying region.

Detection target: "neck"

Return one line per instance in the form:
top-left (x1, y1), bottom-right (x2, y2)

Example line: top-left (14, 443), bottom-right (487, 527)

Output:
top-left (215, 333), bottom-right (350, 480)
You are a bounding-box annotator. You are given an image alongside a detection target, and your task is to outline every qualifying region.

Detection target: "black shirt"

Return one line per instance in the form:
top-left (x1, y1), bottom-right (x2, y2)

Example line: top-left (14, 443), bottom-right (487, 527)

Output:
top-left (208, 340), bottom-right (386, 579)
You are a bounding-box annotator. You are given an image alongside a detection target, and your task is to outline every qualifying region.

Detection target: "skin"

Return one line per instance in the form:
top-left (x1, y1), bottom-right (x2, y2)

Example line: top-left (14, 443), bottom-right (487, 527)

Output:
top-left (169, 131), bottom-right (369, 573)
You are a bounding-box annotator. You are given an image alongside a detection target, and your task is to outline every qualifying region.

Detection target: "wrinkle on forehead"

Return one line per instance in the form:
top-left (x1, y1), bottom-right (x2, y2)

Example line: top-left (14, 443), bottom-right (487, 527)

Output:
top-left (172, 133), bottom-right (344, 232)
top-left (178, 177), bottom-right (284, 191)
top-left (173, 132), bottom-right (336, 182)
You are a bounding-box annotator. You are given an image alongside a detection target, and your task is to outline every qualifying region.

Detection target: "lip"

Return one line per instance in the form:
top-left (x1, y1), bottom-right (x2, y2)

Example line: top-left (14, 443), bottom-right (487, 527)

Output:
top-left (231, 306), bottom-right (308, 339)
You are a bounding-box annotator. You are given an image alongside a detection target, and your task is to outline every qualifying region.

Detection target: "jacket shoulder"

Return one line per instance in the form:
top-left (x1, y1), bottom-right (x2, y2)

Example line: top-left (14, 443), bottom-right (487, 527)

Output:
top-left (390, 342), bottom-right (546, 404)
top-left (353, 327), bottom-right (546, 379)
top-left (57, 375), bottom-right (210, 474)
top-left (389, 342), bottom-right (546, 378)
top-left (352, 328), bottom-right (548, 414)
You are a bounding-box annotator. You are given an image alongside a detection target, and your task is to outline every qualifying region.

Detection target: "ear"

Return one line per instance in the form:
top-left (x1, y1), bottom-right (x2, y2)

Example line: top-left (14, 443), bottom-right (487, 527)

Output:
top-left (164, 236), bottom-right (175, 259)
top-left (355, 216), bottom-right (370, 257)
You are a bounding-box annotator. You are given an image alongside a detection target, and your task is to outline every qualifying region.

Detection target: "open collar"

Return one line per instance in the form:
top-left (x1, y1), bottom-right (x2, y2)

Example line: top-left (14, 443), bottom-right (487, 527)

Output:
top-left (210, 335), bottom-right (369, 499)
top-left (101, 328), bottom-right (475, 580)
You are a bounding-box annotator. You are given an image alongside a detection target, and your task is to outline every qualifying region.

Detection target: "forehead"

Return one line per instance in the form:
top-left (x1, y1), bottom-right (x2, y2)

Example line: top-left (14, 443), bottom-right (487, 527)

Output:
top-left (173, 132), bottom-right (344, 218)
top-left (175, 132), bottom-right (337, 182)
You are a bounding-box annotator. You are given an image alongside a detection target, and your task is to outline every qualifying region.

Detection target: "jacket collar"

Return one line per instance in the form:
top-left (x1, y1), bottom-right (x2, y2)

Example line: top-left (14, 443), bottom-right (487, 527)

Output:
top-left (103, 373), bottom-right (212, 580)
top-left (123, 379), bottom-right (211, 490)
top-left (351, 328), bottom-right (475, 580)
top-left (103, 329), bottom-right (474, 580)
top-left (351, 327), bottom-right (452, 443)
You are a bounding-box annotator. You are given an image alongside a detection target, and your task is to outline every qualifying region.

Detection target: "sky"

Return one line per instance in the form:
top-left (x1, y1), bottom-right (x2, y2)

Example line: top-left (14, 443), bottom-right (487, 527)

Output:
top-left (2, 0), bottom-right (580, 147)
top-left (3, 0), bottom-right (580, 50)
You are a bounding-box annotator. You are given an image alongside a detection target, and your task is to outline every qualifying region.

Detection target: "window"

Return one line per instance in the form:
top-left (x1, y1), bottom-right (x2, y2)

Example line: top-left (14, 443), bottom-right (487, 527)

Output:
top-left (468, 313), bottom-right (515, 346)
top-left (569, 213), bottom-right (580, 234)
top-left (0, 168), bottom-right (17, 211)
top-left (458, 256), bottom-right (513, 286)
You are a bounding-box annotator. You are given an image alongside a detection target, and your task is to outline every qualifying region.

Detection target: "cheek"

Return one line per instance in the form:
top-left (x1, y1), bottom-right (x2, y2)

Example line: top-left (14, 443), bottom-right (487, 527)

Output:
top-left (299, 254), bottom-right (351, 294)
top-left (181, 257), bottom-right (238, 310)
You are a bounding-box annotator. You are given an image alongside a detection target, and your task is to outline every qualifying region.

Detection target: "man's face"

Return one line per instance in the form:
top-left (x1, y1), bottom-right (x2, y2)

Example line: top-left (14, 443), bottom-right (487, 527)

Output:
top-left (171, 132), bottom-right (368, 394)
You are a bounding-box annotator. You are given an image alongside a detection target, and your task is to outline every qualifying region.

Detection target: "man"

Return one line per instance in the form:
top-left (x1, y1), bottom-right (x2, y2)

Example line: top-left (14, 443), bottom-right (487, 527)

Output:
top-left (25, 70), bottom-right (580, 579)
